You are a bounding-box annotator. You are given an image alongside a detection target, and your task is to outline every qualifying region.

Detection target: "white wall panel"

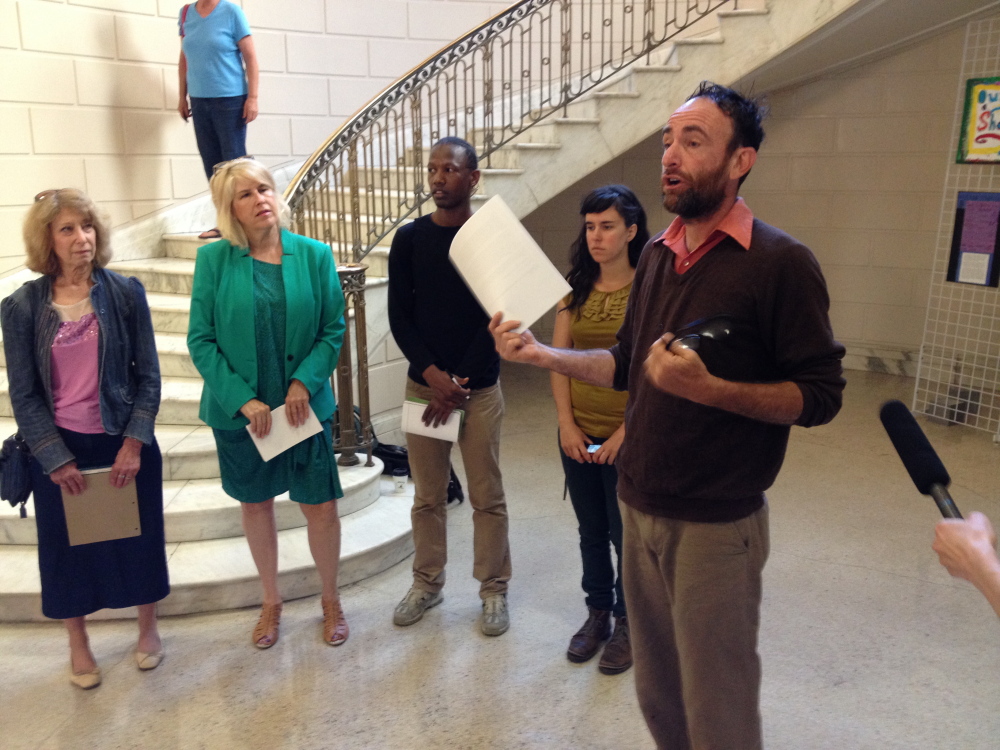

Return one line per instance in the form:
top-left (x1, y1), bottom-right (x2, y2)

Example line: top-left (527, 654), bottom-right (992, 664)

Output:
top-left (76, 59), bottom-right (165, 109)
top-left (0, 157), bottom-right (87, 204)
top-left (243, 0), bottom-right (323, 33)
top-left (32, 106), bottom-right (125, 154)
top-left (123, 110), bottom-right (199, 154)
top-left (326, 0), bottom-right (407, 38)
top-left (85, 155), bottom-right (174, 201)
top-left (19, 2), bottom-right (116, 58)
top-left (115, 13), bottom-right (178, 64)
top-left (0, 106), bottom-right (32, 154)
top-left (0, 1), bottom-right (19, 49)
top-left (286, 33), bottom-right (366, 77)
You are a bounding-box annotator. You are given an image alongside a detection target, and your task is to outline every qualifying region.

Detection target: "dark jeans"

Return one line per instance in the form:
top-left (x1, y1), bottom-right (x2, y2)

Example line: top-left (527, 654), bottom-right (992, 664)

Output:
top-left (559, 432), bottom-right (625, 617)
top-left (190, 95), bottom-right (248, 180)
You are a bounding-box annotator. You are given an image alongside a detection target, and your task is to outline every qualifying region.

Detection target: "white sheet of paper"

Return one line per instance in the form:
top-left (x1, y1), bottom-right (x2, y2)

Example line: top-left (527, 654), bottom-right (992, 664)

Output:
top-left (957, 251), bottom-right (991, 285)
top-left (247, 404), bottom-right (323, 462)
top-left (401, 399), bottom-right (463, 442)
top-left (449, 195), bottom-right (571, 333)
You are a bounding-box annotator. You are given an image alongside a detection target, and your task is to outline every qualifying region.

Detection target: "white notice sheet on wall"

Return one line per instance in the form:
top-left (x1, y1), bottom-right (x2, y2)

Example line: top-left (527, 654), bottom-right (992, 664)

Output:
top-left (449, 195), bottom-right (571, 333)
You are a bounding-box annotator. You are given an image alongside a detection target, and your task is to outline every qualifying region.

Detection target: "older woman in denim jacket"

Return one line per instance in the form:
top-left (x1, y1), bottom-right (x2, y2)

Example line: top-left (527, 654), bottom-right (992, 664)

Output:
top-left (1, 189), bottom-right (168, 690)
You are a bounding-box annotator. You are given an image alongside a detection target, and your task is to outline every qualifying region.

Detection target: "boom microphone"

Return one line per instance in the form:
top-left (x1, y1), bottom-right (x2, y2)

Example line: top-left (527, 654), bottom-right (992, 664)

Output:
top-left (879, 400), bottom-right (963, 519)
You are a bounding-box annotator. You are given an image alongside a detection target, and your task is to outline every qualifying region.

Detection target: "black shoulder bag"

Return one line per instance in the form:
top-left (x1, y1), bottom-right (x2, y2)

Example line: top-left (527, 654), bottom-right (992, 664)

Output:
top-left (0, 433), bottom-right (32, 518)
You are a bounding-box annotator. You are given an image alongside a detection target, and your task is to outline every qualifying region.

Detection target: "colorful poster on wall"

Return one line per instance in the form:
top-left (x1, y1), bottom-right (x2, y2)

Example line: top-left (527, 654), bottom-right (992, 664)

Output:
top-left (948, 192), bottom-right (1000, 287)
top-left (958, 77), bottom-right (1000, 163)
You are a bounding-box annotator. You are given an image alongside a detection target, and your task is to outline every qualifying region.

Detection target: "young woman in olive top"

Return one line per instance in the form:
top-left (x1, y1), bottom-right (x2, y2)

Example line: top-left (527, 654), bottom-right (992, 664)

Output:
top-left (551, 185), bottom-right (648, 675)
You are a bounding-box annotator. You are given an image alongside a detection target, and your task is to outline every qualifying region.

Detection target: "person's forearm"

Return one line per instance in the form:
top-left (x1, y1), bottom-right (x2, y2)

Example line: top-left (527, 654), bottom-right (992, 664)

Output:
top-left (550, 371), bottom-right (576, 428)
top-left (245, 54), bottom-right (258, 99)
top-left (968, 558), bottom-right (1000, 618)
top-left (178, 51), bottom-right (188, 99)
top-left (705, 379), bottom-right (803, 425)
top-left (538, 346), bottom-right (616, 389)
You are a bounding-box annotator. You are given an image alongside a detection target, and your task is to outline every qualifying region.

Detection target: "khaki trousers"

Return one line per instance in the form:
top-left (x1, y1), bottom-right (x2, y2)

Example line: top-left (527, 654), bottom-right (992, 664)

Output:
top-left (405, 378), bottom-right (511, 598)
top-left (621, 500), bottom-right (769, 750)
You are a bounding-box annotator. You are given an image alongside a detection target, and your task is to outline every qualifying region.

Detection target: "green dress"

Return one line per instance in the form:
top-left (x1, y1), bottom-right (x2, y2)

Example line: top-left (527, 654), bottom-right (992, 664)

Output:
top-left (213, 259), bottom-right (343, 504)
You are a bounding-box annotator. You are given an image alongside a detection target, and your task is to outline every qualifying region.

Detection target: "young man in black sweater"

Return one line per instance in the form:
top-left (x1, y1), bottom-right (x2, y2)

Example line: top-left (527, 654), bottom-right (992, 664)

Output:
top-left (388, 137), bottom-right (512, 637)
top-left (491, 84), bottom-right (845, 749)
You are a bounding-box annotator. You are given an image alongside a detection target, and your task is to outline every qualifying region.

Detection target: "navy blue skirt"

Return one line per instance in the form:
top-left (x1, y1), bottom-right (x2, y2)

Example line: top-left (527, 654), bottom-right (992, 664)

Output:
top-left (30, 429), bottom-right (170, 619)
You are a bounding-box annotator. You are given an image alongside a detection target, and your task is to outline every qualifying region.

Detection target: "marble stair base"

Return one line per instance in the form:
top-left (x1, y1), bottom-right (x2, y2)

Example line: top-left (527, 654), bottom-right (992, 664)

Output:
top-left (0, 486), bottom-right (415, 622)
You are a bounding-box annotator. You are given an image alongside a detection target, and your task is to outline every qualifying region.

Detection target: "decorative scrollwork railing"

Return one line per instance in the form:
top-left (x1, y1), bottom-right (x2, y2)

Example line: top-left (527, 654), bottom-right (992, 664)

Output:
top-left (285, 0), bottom-right (742, 263)
top-left (291, 0), bottom-right (745, 464)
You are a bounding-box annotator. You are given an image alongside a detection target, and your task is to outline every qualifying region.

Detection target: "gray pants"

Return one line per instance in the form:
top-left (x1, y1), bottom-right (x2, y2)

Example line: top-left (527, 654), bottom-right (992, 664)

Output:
top-left (404, 378), bottom-right (512, 598)
top-left (621, 500), bottom-right (769, 750)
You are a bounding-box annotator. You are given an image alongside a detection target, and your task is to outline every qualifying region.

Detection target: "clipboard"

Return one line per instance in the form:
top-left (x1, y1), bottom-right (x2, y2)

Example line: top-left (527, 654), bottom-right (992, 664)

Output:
top-left (62, 467), bottom-right (141, 546)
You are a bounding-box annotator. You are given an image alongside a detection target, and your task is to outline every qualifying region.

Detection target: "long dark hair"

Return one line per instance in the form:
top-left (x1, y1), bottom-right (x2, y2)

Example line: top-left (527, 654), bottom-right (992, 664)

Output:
top-left (564, 184), bottom-right (649, 312)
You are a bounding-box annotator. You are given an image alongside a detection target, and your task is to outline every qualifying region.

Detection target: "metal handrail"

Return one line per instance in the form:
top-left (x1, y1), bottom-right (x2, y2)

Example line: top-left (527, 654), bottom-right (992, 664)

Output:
top-left (293, 0), bottom-right (743, 464)
top-left (284, 0), bottom-right (739, 263)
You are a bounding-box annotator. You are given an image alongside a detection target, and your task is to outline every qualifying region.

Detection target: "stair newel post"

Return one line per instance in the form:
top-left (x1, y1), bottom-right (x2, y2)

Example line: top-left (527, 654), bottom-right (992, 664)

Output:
top-left (482, 41), bottom-right (495, 165)
top-left (348, 141), bottom-right (363, 263)
top-left (559, 0), bottom-right (572, 117)
top-left (411, 92), bottom-right (424, 209)
top-left (334, 264), bottom-right (373, 467)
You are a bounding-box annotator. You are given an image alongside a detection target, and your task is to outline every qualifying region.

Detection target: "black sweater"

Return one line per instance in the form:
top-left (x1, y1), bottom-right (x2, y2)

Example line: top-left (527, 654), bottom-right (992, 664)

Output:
top-left (387, 215), bottom-right (500, 390)
top-left (609, 219), bottom-right (845, 522)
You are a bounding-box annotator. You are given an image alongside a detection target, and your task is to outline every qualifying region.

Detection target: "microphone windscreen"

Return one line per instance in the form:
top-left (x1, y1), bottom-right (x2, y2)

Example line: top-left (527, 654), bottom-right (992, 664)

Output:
top-left (879, 399), bottom-right (950, 495)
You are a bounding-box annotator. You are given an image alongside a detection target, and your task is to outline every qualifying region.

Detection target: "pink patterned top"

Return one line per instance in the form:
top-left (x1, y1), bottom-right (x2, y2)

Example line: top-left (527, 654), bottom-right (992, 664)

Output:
top-left (51, 298), bottom-right (103, 434)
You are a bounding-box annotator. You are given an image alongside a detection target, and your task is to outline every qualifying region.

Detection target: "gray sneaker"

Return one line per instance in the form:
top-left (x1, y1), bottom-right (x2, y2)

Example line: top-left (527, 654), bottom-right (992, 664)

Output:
top-left (393, 587), bottom-right (443, 626)
top-left (481, 593), bottom-right (509, 636)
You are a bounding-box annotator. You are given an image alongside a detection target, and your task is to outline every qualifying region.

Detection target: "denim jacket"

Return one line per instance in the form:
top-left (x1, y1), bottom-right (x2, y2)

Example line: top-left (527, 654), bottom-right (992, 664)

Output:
top-left (0, 267), bottom-right (161, 473)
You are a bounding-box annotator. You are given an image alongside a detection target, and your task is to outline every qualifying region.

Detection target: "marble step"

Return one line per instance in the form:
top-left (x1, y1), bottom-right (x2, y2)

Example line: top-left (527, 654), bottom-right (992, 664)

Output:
top-left (0, 420), bottom-right (221, 485)
top-left (157, 235), bottom-right (391, 279)
top-left (0, 332), bottom-right (196, 377)
top-left (0, 369), bottom-right (203, 426)
top-left (146, 292), bottom-right (191, 334)
top-left (347, 164), bottom-right (524, 193)
top-left (0, 484), bottom-right (415, 621)
top-left (110, 257), bottom-right (195, 296)
top-left (0, 459), bottom-right (383, 545)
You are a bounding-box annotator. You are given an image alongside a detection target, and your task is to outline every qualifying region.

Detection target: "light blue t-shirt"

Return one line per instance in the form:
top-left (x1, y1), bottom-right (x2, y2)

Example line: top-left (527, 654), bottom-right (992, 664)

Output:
top-left (179, 1), bottom-right (251, 99)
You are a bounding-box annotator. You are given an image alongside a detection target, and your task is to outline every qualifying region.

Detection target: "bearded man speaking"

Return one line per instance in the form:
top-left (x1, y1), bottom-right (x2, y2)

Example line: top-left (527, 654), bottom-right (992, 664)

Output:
top-left (490, 82), bottom-right (846, 750)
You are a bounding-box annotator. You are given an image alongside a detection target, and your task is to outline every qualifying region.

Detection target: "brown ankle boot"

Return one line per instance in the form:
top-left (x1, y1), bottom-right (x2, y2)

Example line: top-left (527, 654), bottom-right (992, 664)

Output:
top-left (598, 615), bottom-right (632, 674)
top-left (567, 607), bottom-right (612, 663)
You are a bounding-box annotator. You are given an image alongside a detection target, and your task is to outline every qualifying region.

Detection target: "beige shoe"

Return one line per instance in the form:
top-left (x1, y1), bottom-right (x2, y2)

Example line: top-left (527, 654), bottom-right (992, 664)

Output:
top-left (69, 666), bottom-right (102, 690)
top-left (135, 649), bottom-right (165, 670)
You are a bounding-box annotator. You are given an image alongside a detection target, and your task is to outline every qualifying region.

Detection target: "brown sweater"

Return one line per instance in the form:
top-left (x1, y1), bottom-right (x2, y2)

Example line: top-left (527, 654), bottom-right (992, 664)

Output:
top-left (609, 219), bottom-right (845, 522)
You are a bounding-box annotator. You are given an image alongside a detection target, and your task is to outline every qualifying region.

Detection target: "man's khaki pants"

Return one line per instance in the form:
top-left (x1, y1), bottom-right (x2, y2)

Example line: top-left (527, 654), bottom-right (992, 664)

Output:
top-left (404, 378), bottom-right (511, 598)
top-left (621, 500), bottom-right (769, 750)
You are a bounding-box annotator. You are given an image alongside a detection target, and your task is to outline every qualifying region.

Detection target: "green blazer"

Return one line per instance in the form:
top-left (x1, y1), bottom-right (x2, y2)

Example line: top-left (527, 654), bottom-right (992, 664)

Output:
top-left (187, 229), bottom-right (346, 430)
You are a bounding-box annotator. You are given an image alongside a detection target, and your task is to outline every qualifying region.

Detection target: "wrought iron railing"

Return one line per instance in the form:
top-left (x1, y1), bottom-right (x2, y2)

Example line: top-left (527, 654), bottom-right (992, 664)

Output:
top-left (285, 0), bottom-right (742, 263)
top-left (290, 0), bottom-right (745, 464)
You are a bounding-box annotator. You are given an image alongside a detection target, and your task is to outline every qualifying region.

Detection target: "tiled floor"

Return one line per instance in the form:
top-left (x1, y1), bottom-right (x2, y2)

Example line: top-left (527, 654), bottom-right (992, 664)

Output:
top-left (2, 365), bottom-right (999, 749)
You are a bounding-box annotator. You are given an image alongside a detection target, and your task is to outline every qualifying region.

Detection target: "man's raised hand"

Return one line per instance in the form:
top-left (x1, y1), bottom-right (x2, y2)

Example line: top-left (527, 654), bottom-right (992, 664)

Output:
top-left (489, 312), bottom-right (543, 365)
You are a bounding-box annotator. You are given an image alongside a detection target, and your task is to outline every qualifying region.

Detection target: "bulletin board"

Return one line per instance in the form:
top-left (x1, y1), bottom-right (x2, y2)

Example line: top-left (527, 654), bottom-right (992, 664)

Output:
top-left (947, 191), bottom-right (1000, 287)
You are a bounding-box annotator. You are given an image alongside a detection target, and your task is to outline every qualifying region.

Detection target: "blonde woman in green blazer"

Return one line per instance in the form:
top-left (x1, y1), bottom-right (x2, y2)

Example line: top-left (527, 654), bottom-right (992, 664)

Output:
top-left (188, 158), bottom-right (348, 649)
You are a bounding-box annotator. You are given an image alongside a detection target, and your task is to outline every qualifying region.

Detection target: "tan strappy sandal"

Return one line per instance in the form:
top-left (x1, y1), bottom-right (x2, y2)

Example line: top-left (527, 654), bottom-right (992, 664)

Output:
top-left (322, 598), bottom-right (349, 646)
top-left (252, 602), bottom-right (282, 649)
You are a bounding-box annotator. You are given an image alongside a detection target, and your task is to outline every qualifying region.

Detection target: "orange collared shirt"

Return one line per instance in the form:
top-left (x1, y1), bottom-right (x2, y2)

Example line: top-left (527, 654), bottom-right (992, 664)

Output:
top-left (660, 197), bottom-right (754, 274)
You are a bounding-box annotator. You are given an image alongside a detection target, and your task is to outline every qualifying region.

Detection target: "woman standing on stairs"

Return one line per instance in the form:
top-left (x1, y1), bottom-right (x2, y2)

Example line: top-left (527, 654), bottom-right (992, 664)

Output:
top-left (177, 0), bottom-right (259, 240)
top-left (187, 159), bottom-right (349, 649)
top-left (1, 189), bottom-right (169, 689)
top-left (551, 185), bottom-right (648, 675)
